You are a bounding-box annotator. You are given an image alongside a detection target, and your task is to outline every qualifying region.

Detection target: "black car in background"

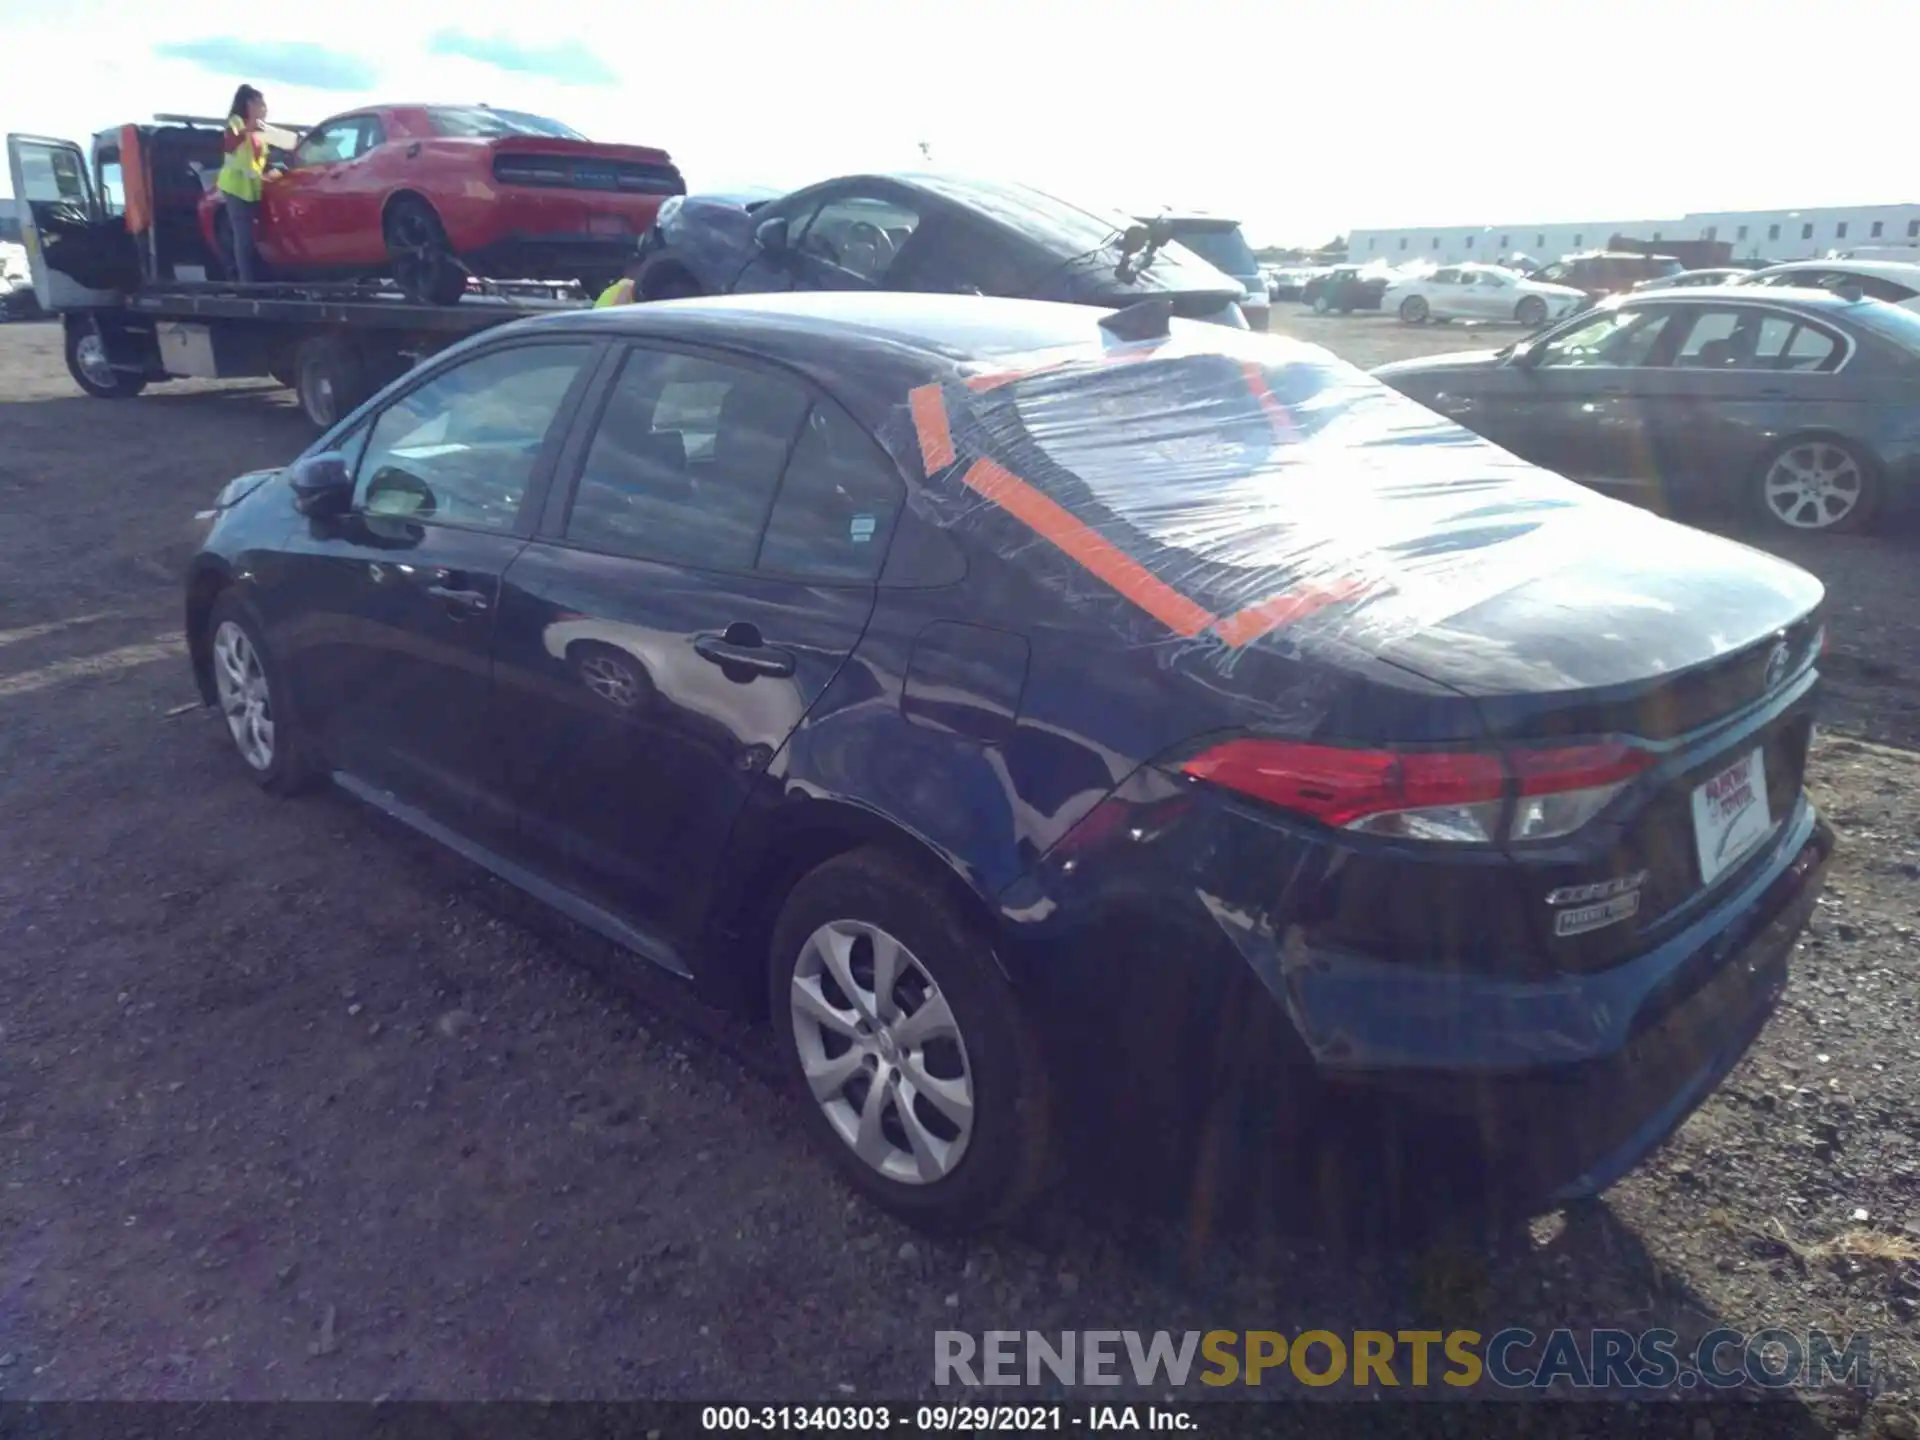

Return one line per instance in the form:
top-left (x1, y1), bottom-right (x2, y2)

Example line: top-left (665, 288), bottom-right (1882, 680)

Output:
top-left (186, 292), bottom-right (1831, 1233)
top-left (630, 173), bottom-right (1250, 326)
top-left (1301, 264), bottom-right (1390, 314)
top-left (1533, 250), bottom-right (1685, 303)
top-left (1374, 287), bottom-right (1920, 532)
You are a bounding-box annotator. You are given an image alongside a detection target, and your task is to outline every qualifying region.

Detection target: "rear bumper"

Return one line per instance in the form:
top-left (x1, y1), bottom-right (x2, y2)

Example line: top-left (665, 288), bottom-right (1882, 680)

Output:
top-left (1319, 803), bottom-right (1831, 1200)
top-left (1001, 779), bottom-right (1832, 1205)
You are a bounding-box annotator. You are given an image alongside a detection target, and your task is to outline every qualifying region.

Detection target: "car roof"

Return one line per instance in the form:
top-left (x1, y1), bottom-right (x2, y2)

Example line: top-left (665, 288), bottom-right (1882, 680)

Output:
top-left (511, 291), bottom-right (1129, 420)
top-left (1755, 258), bottom-right (1920, 279)
top-left (1616, 284), bottom-right (1881, 313)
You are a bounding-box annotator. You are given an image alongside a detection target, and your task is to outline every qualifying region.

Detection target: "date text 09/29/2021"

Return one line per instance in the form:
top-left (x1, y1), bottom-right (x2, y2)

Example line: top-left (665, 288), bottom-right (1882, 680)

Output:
top-left (701, 1406), bottom-right (1190, 1431)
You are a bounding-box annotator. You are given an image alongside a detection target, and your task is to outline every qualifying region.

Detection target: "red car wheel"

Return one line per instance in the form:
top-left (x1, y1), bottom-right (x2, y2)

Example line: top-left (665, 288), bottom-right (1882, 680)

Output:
top-left (384, 197), bottom-right (467, 306)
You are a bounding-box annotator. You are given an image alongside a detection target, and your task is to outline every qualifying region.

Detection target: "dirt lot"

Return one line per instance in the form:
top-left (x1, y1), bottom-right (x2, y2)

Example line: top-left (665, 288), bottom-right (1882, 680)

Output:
top-left (1, 310), bottom-right (1917, 1422)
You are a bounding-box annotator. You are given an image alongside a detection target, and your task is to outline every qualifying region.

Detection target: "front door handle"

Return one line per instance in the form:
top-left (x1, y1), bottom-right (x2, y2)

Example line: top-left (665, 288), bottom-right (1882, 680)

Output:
top-left (694, 635), bottom-right (794, 678)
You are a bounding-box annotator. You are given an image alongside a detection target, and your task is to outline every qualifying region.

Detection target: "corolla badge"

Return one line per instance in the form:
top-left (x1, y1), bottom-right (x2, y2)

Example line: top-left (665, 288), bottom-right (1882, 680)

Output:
top-left (1547, 870), bottom-right (1648, 939)
top-left (1763, 640), bottom-right (1792, 693)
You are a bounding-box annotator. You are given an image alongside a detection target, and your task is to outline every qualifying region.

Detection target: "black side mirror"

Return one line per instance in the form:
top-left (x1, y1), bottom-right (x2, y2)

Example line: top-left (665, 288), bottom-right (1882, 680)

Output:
top-left (1510, 340), bottom-right (1546, 370)
top-left (754, 217), bottom-right (789, 253)
top-left (288, 451), bottom-right (354, 517)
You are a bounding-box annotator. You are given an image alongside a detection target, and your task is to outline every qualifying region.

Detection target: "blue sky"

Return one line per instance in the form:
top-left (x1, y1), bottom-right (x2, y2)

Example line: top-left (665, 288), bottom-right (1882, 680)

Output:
top-left (2, 0), bottom-right (1915, 246)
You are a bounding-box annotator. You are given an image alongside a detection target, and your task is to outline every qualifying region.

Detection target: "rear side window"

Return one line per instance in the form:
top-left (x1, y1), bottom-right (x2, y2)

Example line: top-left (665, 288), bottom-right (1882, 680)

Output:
top-left (756, 404), bottom-right (903, 580)
top-left (565, 348), bottom-right (810, 567)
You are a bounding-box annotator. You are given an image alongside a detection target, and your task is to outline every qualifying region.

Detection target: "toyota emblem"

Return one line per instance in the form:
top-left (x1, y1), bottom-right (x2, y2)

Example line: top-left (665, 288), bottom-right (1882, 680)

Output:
top-left (1763, 640), bottom-right (1791, 692)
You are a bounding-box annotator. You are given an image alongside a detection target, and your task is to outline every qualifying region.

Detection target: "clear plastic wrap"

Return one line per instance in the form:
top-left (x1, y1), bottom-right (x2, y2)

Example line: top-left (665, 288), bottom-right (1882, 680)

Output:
top-left (885, 321), bottom-right (1690, 672)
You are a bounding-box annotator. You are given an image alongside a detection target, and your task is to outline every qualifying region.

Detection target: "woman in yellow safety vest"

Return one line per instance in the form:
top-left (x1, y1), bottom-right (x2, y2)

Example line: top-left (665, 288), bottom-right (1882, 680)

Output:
top-left (217, 84), bottom-right (273, 282)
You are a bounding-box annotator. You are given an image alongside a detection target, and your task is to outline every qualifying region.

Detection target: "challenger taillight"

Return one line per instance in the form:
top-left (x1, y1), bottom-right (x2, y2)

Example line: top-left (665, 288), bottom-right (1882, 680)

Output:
top-left (1176, 738), bottom-right (1654, 844)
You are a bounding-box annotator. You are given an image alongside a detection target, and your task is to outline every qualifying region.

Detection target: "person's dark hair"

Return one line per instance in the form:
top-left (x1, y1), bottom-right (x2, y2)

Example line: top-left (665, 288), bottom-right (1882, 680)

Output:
top-left (228, 85), bottom-right (264, 121)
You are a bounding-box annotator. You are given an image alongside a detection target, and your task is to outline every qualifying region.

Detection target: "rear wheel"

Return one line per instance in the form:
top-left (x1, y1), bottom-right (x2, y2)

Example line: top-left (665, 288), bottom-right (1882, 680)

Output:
top-left (294, 335), bottom-right (367, 430)
top-left (384, 197), bottom-right (467, 305)
top-left (1752, 435), bottom-right (1879, 534)
top-left (64, 318), bottom-right (146, 399)
top-left (1516, 295), bottom-right (1548, 328)
top-left (769, 849), bottom-right (1052, 1234)
top-left (1398, 294), bottom-right (1430, 325)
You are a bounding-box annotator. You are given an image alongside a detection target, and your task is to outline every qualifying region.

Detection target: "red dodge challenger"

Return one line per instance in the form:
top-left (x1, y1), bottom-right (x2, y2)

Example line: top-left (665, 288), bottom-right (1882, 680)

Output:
top-left (196, 103), bottom-right (684, 303)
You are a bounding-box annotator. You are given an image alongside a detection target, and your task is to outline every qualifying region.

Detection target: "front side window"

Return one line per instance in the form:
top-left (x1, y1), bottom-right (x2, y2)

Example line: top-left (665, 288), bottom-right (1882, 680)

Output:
top-left (355, 342), bottom-right (591, 530)
top-left (298, 119), bottom-right (368, 166)
top-left (566, 348), bottom-right (811, 568)
top-left (1534, 308), bottom-right (1671, 368)
top-left (798, 193), bottom-right (924, 285)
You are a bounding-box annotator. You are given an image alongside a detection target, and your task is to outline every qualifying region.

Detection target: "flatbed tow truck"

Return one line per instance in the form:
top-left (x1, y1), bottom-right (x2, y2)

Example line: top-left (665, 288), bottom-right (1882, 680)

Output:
top-left (7, 123), bottom-right (591, 427)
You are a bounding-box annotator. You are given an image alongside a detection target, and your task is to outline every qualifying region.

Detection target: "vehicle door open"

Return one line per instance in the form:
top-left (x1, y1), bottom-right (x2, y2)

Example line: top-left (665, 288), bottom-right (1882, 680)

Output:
top-left (5, 133), bottom-right (137, 310)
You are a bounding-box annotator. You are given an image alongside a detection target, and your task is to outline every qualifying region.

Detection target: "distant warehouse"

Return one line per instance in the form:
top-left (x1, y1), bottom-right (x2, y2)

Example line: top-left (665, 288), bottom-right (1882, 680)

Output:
top-left (1349, 203), bottom-right (1920, 266)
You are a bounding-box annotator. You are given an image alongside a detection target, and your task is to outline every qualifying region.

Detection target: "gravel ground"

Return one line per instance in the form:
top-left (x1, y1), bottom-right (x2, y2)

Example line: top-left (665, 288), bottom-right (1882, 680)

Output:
top-left (0, 311), bottom-right (1916, 1425)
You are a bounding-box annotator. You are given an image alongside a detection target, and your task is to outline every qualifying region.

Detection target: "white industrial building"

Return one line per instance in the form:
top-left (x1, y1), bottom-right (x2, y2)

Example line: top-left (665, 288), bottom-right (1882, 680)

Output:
top-left (1348, 204), bottom-right (1920, 266)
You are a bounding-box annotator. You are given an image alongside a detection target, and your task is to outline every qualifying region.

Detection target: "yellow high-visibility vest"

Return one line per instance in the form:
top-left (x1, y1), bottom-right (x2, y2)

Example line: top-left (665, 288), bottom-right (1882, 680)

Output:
top-left (594, 278), bottom-right (636, 308)
top-left (216, 117), bottom-right (266, 203)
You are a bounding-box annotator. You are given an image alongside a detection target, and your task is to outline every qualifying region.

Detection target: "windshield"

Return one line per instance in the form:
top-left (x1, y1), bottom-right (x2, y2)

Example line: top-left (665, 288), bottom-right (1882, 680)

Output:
top-left (1167, 225), bottom-right (1260, 279)
top-left (427, 106), bottom-right (586, 140)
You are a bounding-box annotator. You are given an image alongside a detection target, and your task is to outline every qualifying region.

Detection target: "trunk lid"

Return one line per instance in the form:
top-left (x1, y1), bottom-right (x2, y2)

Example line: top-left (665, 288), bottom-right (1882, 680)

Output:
top-left (489, 139), bottom-right (684, 197)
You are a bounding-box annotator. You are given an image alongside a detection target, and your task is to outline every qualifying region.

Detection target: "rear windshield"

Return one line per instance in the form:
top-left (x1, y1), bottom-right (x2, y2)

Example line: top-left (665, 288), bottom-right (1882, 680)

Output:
top-left (1166, 225), bottom-right (1260, 278)
top-left (900, 329), bottom-right (1600, 653)
top-left (1842, 298), bottom-right (1920, 354)
top-left (427, 107), bottom-right (586, 140)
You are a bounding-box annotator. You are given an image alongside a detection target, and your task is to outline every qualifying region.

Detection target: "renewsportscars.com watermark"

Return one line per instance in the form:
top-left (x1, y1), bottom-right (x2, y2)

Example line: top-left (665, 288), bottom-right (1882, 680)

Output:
top-left (934, 1328), bottom-right (1873, 1392)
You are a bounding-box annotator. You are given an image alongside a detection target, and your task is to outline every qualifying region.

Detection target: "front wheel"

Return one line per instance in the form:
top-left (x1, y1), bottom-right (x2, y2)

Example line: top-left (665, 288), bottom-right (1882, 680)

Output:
top-left (1516, 295), bottom-right (1548, 328)
top-left (769, 849), bottom-right (1053, 1235)
top-left (64, 319), bottom-right (146, 399)
top-left (1398, 294), bottom-right (1429, 325)
top-left (1310, 293), bottom-right (1331, 315)
top-left (1752, 435), bottom-right (1879, 534)
top-left (207, 591), bottom-right (318, 794)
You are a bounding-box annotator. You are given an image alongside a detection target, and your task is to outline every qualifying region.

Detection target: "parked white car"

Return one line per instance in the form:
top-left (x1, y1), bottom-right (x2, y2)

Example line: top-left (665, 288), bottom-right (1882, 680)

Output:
top-left (1733, 260), bottom-right (1920, 314)
top-left (1383, 263), bottom-right (1587, 328)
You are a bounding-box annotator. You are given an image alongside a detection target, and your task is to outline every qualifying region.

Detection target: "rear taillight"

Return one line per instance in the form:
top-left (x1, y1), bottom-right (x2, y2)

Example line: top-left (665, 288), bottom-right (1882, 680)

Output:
top-left (1175, 738), bottom-right (1654, 845)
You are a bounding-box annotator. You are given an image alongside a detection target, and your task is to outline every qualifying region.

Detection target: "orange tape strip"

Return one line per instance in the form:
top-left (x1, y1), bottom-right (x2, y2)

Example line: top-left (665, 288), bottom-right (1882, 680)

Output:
top-left (1213, 578), bottom-right (1372, 648)
top-left (908, 384), bottom-right (956, 473)
top-left (1239, 361), bottom-right (1298, 441)
top-left (958, 459), bottom-right (1216, 639)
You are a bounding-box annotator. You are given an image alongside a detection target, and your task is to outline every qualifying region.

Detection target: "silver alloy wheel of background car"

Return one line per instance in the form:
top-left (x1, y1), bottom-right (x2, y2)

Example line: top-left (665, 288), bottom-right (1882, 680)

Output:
top-left (211, 620), bottom-right (275, 771)
top-left (74, 333), bottom-right (116, 389)
top-left (1763, 441), bottom-right (1866, 530)
top-left (788, 918), bottom-right (975, 1186)
top-left (1399, 294), bottom-right (1429, 324)
top-left (578, 650), bottom-right (640, 709)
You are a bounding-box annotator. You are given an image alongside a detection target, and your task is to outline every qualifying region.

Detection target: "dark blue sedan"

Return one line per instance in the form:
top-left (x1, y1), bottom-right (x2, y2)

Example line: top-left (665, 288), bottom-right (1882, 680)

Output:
top-left (184, 292), bottom-right (1833, 1233)
top-left (630, 172), bottom-right (1252, 328)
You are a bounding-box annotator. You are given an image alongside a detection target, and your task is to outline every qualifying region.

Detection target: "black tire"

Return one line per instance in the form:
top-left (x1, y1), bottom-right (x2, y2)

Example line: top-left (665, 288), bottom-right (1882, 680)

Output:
top-left (383, 197), bottom-right (467, 305)
top-left (768, 848), bottom-right (1053, 1235)
top-left (1310, 293), bottom-right (1331, 315)
top-left (294, 335), bottom-right (367, 430)
top-left (205, 590), bottom-right (319, 795)
top-left (1516, 295), bottom-right (1547, 328)
top-left (1399, 294), bottom-right (1429, 325)
top-left (643, 268), bottom-right (703, 301)
top-left (1750, 434), bottom-right (1881, 535)
top-left (64, 318), bottom-right (146, 399)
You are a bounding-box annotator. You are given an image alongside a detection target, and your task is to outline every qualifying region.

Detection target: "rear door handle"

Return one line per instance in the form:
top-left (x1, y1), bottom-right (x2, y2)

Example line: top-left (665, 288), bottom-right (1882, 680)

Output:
top-left (694, 635), bottom-right (795, 678)
top-left (425, 574), bottom-right (490, 615)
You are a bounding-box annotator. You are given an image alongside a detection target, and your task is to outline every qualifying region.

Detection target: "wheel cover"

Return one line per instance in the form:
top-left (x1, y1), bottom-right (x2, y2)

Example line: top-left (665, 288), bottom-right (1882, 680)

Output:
top-left (300, 366), bottom-right (337, 426)
top-left (212, 620), bottom-right (275, 771)
top-left (1763, 442), bottom-right (1863, 529)
top-left (75, 333), bottom-right (116, 388)
top-left (789, 919), bottom-right (976, 1185)
top-left (579, 652), bottom-right (640, 708)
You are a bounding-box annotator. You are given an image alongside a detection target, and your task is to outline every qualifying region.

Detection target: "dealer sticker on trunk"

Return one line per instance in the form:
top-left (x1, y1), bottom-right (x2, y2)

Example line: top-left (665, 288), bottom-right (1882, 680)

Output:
top-left (1692, 746), bottom-right (1774, 887)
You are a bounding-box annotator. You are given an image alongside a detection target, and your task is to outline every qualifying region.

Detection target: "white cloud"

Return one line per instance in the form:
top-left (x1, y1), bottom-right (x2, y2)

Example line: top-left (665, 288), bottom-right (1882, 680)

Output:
top-left (2, 0), bottom-right (1916, 246)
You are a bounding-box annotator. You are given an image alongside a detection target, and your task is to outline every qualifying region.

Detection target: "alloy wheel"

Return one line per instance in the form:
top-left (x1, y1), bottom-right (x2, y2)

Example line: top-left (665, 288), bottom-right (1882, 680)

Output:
top-left (578, 651), bottom-right (641, 709)
top-left (788, 919), bottom-right (975, 1185)
top-left (1763, 442), bottom-right (1864, 530)
top-left (75, 333), bottom-right (116, 389)
top-left (212, 620), bottom-right (275, 771)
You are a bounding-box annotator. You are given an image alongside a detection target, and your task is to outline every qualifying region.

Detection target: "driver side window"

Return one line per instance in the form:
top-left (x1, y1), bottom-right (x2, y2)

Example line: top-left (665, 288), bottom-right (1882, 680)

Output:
top-left (297, 118), bottom-right (368, 166)
top-left (353, 342), bottom-right (593, 531)
top-left (796, 194), bottom-right (924, 285)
